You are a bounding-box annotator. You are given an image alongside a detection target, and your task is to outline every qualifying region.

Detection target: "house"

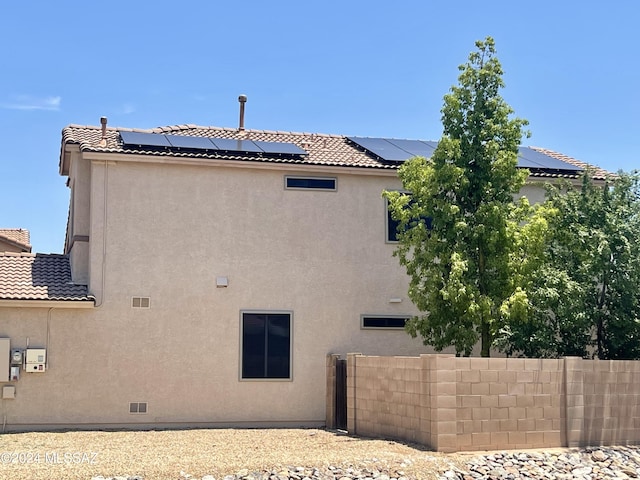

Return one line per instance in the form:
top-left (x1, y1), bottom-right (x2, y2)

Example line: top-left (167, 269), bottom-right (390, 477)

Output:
top-left (0, 229), bottom-right (32, 253)
top-left (0, 116), bottom-right (608, 431)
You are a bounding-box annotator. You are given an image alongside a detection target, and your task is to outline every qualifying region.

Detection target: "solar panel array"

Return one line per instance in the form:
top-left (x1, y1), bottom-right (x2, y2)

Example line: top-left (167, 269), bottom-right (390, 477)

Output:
top-left (347, 137), bottom-right (582, 173)
top-left (120, 131), bottom-right (307, 156)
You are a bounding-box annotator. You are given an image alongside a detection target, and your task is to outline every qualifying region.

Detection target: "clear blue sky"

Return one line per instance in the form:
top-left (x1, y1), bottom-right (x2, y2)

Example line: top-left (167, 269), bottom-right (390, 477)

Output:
top-left (1, 1), bottom-right (638, 253)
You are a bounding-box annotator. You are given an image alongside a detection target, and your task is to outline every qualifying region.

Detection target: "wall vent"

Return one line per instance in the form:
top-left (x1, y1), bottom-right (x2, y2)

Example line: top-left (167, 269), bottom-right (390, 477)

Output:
top-left (129, 402), bottom-right (148, 414)
top-left (132, 297), bottom-right (150, 309)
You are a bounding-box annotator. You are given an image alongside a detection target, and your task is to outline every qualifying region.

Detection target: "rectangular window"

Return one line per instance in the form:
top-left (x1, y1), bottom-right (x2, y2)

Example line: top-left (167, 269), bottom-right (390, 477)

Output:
top-left (386, 196), bottom-right (432, 242)
top-left (285, 176), bottom-right (337, 191)
top-left (361, 315), bottom-right (409, 329)
top-left (241, 312), bottom-right (291, 379)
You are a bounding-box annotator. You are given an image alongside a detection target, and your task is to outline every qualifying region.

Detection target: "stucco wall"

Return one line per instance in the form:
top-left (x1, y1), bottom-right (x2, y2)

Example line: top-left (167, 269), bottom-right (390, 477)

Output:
top-left (0, 156), bottom-right (433, 429)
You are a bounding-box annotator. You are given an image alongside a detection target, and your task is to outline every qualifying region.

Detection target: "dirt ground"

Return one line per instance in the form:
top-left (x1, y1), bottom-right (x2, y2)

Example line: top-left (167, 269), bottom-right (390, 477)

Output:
top-left (0, 428), bottom-right (465, 480)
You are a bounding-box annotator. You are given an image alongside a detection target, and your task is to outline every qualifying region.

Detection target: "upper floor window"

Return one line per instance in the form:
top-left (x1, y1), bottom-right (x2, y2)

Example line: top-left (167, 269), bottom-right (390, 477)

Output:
top-left (285, 176), bottom-right (337, 191)
top-left (386, 196), bottom-right (432, 243)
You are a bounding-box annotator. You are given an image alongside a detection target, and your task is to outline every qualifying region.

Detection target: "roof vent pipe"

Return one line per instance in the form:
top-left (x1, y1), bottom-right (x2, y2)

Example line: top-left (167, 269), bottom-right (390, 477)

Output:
top-left (238, 95), bottom-right (247, 131)
top-left (99, 116), bottom-right (108, 146)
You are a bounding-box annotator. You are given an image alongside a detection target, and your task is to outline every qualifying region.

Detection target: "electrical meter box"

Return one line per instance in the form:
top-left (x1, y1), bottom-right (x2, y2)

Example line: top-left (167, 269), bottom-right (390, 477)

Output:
top-left (11, 349), bottom-right (22, 366)
top-left (25, 349), bottom-right (46, 372)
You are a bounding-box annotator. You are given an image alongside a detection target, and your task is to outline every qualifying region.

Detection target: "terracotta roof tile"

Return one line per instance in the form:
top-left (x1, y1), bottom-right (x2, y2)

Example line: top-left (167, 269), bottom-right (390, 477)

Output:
top-left (0, 229), bottom-right (32, 252)
top-left (0, 253), bottom-right (93, 302)
top-left (61, 124), bottom-right (610, 179)
top-left (530, 146), bottom-right (610, 180)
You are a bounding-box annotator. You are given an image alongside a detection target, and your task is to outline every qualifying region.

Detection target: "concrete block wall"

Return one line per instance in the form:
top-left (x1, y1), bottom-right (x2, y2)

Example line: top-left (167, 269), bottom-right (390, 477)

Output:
top-left (342, 354), bottom-right (640, 452)
top-left (346, 354), bottom-right (428, 444)
top-left (567, 358), bottom-right (640, 447)
top-left (454, 357), bottom-right (563, 451)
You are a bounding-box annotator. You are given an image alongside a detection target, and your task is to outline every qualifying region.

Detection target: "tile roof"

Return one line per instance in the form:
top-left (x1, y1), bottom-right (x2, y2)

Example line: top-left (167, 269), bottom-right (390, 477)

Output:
top-left (0, 253), bottom-right (93, 302)
top-left (0, 229), bottom-right (31, 252)
top-left (61, 123), bottom-right (610, 180)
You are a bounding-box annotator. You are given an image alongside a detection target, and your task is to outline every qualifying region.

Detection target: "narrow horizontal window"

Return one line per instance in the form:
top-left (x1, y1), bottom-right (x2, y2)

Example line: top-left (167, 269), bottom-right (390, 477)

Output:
top-left (285, 176), bottom-right (337, 191)
top-left (362, 315), bottom-right (409, 329)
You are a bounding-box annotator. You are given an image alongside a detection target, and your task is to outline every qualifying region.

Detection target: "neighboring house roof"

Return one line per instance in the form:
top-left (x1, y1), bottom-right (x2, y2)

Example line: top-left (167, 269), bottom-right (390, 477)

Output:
top-left (60, 124), bottom-right (610, 180)
top-left (0, 229), bottom-right (32, 252)
top-left (0, 252), bottom-right (93, 302)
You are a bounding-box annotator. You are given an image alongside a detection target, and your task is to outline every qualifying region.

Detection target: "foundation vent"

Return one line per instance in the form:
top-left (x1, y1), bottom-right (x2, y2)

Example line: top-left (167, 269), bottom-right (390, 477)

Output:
top-left (129, 402), bottom-right (148, 414)
top-left (132, 297), bottom-right (150, 309)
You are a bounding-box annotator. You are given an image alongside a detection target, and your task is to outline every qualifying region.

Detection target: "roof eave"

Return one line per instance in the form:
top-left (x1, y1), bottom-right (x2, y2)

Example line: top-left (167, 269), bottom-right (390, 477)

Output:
top-left (0, 299), bottom-right (95, 309)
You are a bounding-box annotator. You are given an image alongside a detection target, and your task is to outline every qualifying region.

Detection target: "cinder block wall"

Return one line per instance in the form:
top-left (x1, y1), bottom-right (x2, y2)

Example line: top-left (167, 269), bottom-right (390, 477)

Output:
top-left (346, 354), bottom-right (428, 444)
top-left (566, 358), bottom-right (640, 447)
top-left (342, 354), bottom-right (640, 452)
top-left (454, 357), bottom-right (563, 451)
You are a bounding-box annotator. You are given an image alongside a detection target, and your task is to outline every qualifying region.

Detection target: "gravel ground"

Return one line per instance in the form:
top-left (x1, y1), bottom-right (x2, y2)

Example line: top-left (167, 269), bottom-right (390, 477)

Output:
top-left (0, 428), bottom-right (465, 480)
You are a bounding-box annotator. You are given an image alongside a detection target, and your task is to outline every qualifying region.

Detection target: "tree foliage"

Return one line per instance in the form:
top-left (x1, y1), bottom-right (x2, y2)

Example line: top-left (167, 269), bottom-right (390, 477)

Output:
top-left (499, 171), bottom-right (640, 359)
top-left (385, 37), bottom-right (529, 357)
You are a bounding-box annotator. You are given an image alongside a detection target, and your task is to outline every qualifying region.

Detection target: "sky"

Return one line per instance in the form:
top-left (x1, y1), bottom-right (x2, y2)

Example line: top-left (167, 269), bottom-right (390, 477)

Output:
top-left (0, 1), bottom-right (638, 254)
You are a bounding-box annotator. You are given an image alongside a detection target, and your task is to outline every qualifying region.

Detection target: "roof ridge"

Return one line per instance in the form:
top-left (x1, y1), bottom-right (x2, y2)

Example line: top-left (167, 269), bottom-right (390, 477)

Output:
top-left (64, 123), bottom-right (346, 139)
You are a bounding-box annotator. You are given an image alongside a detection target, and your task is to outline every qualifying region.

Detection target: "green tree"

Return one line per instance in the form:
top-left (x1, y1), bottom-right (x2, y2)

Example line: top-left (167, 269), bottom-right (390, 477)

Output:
top-left (498, 171), bottom-right (640, 359)
top-left (385, 37), bottom-right (529, 357)
top-left (496, 199), bottom-right (592, 357)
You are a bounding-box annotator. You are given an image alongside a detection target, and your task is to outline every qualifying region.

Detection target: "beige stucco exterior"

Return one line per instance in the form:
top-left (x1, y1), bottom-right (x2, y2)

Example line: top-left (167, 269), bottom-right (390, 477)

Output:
top-left (0, 148), bottom-right (438, 430)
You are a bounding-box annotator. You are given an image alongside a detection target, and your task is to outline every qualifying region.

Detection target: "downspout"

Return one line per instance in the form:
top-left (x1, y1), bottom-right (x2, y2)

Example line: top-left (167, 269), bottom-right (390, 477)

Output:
top-left (46, 308), bottom-right (53, 369)
top-left (93, 160), bottom-right (109, 308)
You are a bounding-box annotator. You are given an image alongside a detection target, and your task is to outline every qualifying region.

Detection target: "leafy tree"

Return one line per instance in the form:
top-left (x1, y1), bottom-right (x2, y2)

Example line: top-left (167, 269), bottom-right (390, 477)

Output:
top-left (498, 171), bottom-right (640, 359)
top-left (496, 199), bottom-right (592, 357)
top-left (385, 37), bottom-right (529, 357)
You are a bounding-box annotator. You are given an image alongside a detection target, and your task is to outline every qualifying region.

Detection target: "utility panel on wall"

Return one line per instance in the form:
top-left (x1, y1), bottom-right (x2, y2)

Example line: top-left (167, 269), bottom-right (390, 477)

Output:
top-left (25, 349), bottom-right (46, 372)
top-left (0, 339), bottom-right (9, 382)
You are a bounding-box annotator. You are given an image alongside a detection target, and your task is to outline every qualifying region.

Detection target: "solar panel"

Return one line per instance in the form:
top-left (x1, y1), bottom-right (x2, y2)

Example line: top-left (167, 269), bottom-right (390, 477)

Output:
top-left (518, 147), bottom-right (582, 172)
top-left (516, 157), bottom-right (544, 169)
top-left (386, 139), bottom-right (436, 158)
top-left (210, 138), bottom-right (263, 153)
top-left (253, 140), bottom-right (307, 155)
top-left (165, 134), bottom-right (217, 150)
top-left (120, 131), bottom-right (172, 148)
top-left (347, 137), bottom-right (412, 162)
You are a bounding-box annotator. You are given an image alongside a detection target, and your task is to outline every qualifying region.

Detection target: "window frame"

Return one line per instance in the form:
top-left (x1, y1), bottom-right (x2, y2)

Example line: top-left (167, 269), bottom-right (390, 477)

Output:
top-left (239, 310), bottom-right (293, 381)
top-left (284, 175), bottom-right (337, 191)
top-left (361, 314), bottom-right (411, 330)
top-left (385, 192), bottom-right (432, 243)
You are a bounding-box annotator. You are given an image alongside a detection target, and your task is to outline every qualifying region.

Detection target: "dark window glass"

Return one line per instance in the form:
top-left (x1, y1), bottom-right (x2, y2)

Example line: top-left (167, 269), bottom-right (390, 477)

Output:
top-left (242, 313), bottom-right (291, 379)
top-left (387, 199), bottom-right (432, 242)
top-left (362, 316), bottom-right (408, 328)
top-left (286, 177), bottom-right (336, 190)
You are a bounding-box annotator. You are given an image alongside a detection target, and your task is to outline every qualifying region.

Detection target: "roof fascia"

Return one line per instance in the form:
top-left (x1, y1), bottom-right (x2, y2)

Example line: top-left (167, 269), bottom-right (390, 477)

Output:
top-left (0, 235), bottom-right (31, 252)
top-left (60, 144), bottom-right (81, 177)
top-left (82, 151), bottom-right (400, 177)
top-left (0, 299), bottom-right (95, 309)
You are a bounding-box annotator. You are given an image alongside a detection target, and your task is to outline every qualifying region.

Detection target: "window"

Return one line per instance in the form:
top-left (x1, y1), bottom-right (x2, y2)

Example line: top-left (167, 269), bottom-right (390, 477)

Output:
top-left (361, 315), bottom-right (410, 329)
top-left (241, 312), bottom-right (291, 379)
top-left (386, 196), bottom-right (432, 242)
top-left (285, 176), bottom-right (336, 191)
